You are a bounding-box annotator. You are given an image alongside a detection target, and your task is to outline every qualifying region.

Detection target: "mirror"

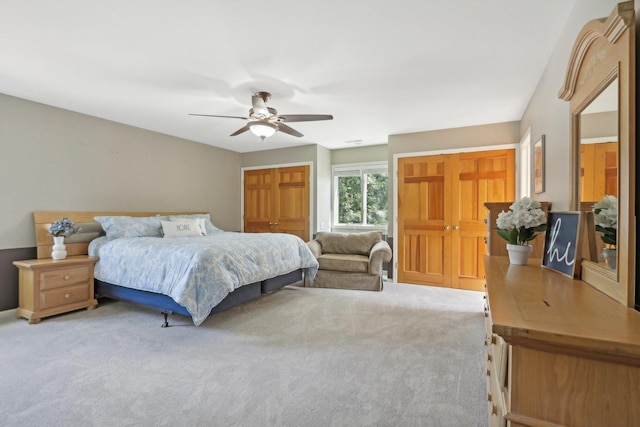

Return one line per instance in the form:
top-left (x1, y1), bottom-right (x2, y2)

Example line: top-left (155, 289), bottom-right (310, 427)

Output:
top-left (559, 1), bottom-right (635, 307)
top-left (579, 78), bottom-right (618, 270)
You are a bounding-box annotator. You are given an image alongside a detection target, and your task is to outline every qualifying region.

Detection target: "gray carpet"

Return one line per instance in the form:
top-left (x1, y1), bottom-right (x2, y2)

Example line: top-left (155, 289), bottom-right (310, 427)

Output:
top-left (0, 282), bottom-right (487, 427)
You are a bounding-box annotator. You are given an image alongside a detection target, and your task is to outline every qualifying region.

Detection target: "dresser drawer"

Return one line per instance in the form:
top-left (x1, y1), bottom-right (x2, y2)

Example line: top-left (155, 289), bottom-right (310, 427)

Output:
top-left (40, 266), bottom-right (90, 290)
top-left (40, 284), bottom-right (89, 309)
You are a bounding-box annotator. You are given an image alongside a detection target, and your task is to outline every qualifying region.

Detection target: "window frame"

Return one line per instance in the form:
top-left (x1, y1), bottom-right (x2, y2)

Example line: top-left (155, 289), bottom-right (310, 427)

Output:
top-left (332, 161), bottom-right (389, 231)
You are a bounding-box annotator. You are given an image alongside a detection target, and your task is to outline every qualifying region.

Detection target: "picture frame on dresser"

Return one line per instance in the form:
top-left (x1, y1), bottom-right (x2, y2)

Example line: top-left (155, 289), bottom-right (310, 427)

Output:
top-left (541, 211), bottom-right (584, 278)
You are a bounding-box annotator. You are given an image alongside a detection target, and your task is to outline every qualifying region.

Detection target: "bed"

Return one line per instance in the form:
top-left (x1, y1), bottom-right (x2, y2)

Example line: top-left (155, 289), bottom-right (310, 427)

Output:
top-left (33, 211), bottom-right (318, 326)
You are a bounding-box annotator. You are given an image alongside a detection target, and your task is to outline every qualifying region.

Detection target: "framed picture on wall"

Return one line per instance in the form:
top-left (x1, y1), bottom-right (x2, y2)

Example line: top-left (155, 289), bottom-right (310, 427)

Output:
top-left (534, 135), bottom-right (545, 193)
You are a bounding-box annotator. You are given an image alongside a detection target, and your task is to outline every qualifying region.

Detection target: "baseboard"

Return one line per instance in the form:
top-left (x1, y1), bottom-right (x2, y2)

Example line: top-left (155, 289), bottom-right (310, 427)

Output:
top-left (0, 308), bottom-right (17, 320)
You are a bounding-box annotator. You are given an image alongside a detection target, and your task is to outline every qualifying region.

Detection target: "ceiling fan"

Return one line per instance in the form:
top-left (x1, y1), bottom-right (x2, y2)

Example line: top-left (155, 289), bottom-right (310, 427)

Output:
top-left (189, 91), bottom-right (333, 141)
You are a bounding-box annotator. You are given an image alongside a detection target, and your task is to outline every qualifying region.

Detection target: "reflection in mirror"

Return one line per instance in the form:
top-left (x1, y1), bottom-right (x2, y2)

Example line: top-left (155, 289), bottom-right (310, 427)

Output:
top-left (579, 78), bottom-right (618, 269)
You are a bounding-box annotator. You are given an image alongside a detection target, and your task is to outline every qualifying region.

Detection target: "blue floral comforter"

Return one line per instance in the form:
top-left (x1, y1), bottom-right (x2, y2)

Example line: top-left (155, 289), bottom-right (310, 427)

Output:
top-left (89, 233), bottom-right (318, 325)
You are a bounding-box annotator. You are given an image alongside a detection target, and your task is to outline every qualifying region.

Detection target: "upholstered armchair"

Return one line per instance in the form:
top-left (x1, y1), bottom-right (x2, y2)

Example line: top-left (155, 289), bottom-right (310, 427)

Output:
top-left (304, 231), bottom-right (392, 291)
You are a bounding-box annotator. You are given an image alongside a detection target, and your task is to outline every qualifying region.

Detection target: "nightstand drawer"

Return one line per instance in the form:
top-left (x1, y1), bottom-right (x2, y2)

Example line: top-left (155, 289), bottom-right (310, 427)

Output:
top-left (40, 266), bottom-right (90, 290)
top-left (40, 284), bottom-right (89, 309)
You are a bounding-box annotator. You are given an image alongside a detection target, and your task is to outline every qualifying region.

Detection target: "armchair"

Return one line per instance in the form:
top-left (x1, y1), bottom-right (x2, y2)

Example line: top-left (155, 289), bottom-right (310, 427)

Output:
top-left (305, 231), bottom-right (392, 291)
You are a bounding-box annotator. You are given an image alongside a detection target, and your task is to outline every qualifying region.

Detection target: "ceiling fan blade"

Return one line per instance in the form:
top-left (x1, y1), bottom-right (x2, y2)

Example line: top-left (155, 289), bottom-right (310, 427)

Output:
top-left (277, 123), bottom-right (304, 138)
top-left (251, 95), bottom-right (269, 116)
top-left (230, 124), bottom-right (251, 136)
top-left (189, 113), bottom-right (248, 120)
top-left (278, 114), bottom-right (334, 122)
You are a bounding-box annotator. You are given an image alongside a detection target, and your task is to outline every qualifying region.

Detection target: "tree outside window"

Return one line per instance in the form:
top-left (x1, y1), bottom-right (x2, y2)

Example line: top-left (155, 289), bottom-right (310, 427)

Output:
top-left (334, 164), bottom-right (388, 226)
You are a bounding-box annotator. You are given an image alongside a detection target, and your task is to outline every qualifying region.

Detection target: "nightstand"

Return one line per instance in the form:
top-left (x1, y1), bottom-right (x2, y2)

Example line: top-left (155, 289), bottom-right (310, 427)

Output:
top-left (13, 256), bottom-right (98, 324)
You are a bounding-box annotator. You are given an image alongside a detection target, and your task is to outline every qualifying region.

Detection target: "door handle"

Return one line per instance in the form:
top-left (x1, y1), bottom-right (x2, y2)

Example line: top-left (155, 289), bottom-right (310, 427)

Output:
top-left (453, 225), bottom-right (459, 231)
top-left (444, 225), bottom-right (450, 231)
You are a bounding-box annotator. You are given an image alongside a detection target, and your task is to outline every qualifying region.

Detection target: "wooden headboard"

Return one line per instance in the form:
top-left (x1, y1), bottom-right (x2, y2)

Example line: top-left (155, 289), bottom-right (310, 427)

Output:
top-left (34, 211), bottom-right (209, 259)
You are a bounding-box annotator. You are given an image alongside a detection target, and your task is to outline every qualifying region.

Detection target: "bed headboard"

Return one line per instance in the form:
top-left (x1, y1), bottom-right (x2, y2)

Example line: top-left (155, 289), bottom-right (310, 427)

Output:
top-left (33, 211), bottom-right (209, 259)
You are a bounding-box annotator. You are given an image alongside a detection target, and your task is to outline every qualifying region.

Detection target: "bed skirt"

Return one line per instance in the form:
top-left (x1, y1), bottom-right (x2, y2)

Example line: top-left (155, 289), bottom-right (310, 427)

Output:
top-left (94, 268), bottom-right (303, 321)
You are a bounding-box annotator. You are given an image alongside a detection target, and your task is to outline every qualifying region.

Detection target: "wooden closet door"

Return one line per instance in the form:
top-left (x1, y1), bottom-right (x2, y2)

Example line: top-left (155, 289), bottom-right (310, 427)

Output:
top-left (275, 165), bottom-right (310, 240)
top-left (397, 155), bottom-right (452, 287)
top-left (244, 168), bottom-right (276, 234)
top-left (581, 142), bottom-right (618, 202)
top-left (451, 150), bottom-right (515, 290)
top-left (397, 149), bottom-right (514, 290)
top-left (243, 165), bottom-right (310, 241)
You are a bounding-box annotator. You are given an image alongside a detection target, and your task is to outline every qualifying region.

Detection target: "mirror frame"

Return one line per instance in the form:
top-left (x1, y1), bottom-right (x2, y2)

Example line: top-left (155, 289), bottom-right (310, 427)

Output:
top-left (559, 1), bottom-right (636, 306)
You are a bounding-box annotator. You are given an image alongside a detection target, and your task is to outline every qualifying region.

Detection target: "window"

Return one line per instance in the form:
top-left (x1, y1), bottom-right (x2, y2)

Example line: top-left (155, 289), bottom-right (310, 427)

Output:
top-left (333, 163), bottom-right (388, 227)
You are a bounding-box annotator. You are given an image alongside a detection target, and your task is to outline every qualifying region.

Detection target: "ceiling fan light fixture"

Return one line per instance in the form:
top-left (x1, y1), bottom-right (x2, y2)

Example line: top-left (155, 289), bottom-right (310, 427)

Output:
top-left (249, 121), bottom-right (278, 140)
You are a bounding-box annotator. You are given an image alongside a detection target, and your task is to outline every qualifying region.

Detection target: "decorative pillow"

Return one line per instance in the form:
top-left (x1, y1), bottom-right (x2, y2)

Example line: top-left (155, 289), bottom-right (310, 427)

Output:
top-left (315, 231), bottom-right (383, 256)
top-left (94, 216), bottom-right (163, 240)
top-left (169, 213), bottom-right (222, 234)
top-left (169, 217), bottom-right (207, 235)
top-left (160, 220), bottom-right (204, 237)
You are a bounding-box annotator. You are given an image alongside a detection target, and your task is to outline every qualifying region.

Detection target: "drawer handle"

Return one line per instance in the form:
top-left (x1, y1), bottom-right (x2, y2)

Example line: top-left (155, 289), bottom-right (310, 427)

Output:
top-left (487, 392), bottom-right (492, 402)
top-left (491, 404), bottom-right (498, 415)
top-left (64, 275), bottom-right (71, 280)
top-left (64, 293), bottom-right (71, 299)
top-left (491, 336), bottom-right (497, 345)
top-left (486, 369), bottom-right (491, 377)
top-left (487, 354), bottom-right (492, 362)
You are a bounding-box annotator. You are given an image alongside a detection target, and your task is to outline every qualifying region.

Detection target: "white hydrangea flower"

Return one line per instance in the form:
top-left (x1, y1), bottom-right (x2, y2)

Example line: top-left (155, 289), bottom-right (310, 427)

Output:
top-left (496, 210), bottom-right (515, 230)
top-left (495, 196), bottom-right (547, 245)
top-left (593, 195), bottom-right (617, 229)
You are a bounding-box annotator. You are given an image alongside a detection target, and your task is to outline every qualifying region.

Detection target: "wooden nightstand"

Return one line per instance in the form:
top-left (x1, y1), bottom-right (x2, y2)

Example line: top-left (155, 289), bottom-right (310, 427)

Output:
top-left (13, 256), bottom-right (98, 324)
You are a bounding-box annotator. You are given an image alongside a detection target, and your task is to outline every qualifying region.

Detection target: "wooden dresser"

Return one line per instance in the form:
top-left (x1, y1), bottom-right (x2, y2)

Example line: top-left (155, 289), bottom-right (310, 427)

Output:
top-left (484, 256), bottom-right (640, 427)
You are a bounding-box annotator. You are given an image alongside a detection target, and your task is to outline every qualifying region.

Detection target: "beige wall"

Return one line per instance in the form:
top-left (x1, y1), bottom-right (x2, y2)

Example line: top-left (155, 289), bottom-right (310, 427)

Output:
top-left (519, 0), bottom-right (623, 210)
top-left (0, 92), bottom-right (241, 250)
top-left (240, 144), bottom-right (317, 168)
top-left (331, 144), bottom-right (388, 165)
top-left (581, 111), bottom-right (617, 140)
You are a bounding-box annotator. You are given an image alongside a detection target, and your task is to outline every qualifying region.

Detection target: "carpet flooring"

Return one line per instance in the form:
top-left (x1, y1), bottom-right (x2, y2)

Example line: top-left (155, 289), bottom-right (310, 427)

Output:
top-left (0, 282), bottom-right (487, 427)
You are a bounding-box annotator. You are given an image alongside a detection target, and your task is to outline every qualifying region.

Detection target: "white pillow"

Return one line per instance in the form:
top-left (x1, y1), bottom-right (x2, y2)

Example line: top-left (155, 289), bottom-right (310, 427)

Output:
top-left (169, 217), bottom-right (207, 235)
top-left (160, 219), bottom-right (204, 237)
top-left (169, 214), bottom-right (222, 233)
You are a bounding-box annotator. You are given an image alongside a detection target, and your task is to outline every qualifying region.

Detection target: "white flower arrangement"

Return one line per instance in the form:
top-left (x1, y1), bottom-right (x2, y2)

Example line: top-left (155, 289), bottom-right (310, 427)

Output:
top-left (49, 217), bottom-right (81, 237)
top-left (496, 197), bottom-right (547, 246)
top-left (593, 195), bottom-right (617, 247)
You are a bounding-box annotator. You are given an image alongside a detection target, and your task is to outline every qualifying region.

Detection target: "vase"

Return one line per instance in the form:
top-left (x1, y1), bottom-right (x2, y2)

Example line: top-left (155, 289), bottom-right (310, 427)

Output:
top-left (51, 236), bottom-right (67, 260)
top-left (602, 247), bottom-right (617, 270)
top-left (506, 243), bottom-right (532, 265)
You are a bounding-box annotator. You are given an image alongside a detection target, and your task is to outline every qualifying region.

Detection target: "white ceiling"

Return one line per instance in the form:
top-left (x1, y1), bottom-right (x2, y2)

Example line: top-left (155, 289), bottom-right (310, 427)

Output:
top-left (0, 0), bottom-right (575, 153)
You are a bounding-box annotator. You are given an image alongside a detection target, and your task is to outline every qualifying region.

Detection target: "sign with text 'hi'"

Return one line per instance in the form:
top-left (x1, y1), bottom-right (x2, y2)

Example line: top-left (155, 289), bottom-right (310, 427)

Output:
top-left (542, 211), bottom-right (583, 278)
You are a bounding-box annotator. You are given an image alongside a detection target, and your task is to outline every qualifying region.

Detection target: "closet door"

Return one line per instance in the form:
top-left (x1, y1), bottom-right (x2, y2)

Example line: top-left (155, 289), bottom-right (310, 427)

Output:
top-left (397, 155), bottom-right (452, 287)
top-left (580, 142), bottom-right (618, 202)
top-left (244, 165), bottom-right (310, 241)
top-left (274, 165), bottom-right (310, 240)
top-left (397, 149), bottom-right (514, 290)
top-left (244, 168), bottom-right (276, 234)
top-left (452, 150), bottom-right (515, 290)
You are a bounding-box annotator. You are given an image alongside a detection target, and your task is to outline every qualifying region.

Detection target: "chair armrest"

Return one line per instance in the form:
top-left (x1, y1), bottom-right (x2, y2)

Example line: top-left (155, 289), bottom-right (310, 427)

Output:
top-left (306, 240), bottom-right (322, 259)
top-left (369, 240), bottom-right (392, 275)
